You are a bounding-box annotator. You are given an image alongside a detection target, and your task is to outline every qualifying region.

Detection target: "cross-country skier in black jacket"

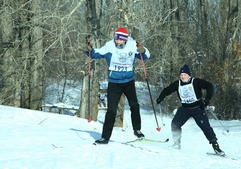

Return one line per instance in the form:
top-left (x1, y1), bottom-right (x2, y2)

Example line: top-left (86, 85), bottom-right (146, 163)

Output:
top-left (156, 64), bottom-right (225, 155)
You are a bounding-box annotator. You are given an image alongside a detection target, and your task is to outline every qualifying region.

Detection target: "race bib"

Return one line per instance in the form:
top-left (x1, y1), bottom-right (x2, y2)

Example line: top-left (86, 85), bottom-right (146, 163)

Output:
top-left (178, 79), bottom-right (198, 104)
top-left (109, 50), bottom-right (134, 72)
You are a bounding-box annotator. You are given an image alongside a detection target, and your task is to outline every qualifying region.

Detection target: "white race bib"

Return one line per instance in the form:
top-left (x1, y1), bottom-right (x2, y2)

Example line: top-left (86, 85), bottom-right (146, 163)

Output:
top-left (108, 43), bottom-right (135, 72)
top-left (178, 78), bottom-right (198, 104)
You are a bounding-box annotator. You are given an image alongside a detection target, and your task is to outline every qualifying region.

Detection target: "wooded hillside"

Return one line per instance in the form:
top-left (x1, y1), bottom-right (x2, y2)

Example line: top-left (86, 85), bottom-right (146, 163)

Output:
top-left (0, 0), bottom-right (240, 119)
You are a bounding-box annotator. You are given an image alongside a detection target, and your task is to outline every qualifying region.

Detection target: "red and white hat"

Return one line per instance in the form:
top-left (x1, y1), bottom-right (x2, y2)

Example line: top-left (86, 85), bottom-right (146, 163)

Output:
top-left (114, 27), bottom-right (128, 41)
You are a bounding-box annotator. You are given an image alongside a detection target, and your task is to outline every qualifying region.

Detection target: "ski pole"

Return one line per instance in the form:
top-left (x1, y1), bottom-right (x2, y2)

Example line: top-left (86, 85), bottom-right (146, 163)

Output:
top-left (139, 52), bottom-right (160, 131)
top-left (207, 106), bottom-right (229, 133)
top-left (87, 50), bottom-right (92, 122)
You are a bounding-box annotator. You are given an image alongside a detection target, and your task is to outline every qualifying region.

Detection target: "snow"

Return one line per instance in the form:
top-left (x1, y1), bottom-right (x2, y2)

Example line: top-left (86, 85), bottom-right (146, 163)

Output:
top-left (0, 104), bottom-right (241, 169)
top-left (1, 81), bottom-right (241, 168)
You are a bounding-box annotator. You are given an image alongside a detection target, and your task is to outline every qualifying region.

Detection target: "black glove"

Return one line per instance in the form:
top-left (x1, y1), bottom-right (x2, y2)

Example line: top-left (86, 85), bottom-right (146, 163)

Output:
top-left (136, 42), bottom-right (145, 53)
top-left (203, 99), bottom-right (209, 108)
top-left (156, 98), bottom-right (163, 104)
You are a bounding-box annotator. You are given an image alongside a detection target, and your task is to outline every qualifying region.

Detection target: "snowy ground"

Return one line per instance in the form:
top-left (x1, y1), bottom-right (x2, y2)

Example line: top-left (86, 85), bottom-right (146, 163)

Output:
top-left (0, 105), bottom-right (240, 169)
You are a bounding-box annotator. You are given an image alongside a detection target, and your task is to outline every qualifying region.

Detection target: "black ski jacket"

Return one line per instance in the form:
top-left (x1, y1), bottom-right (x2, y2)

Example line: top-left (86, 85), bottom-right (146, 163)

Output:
top-left (158, 78), bottom-right (213, 108)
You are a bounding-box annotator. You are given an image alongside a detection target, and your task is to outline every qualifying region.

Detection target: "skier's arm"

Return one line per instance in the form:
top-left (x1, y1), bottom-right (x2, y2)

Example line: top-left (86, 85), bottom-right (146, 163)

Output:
top-left (157, 81), bottom-right (179, 103)
top-left (195, 78), bottom-right (213, 101)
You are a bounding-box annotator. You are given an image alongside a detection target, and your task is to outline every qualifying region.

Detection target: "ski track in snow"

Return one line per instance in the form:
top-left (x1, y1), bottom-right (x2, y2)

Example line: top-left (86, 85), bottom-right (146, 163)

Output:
top-left (0, 105), bottom-right (240, 169)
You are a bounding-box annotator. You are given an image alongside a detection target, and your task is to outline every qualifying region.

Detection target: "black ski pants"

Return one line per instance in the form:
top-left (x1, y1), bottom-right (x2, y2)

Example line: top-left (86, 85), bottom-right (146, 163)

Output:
top-left (101, 80), bottom-right (141, 140)
top-left (171, 106), bottom-right (217, 144)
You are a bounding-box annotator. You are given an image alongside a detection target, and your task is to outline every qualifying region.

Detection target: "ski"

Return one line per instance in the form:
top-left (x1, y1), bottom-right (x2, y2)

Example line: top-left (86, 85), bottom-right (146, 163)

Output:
top-left (140, 138), bottom-right (169, 143)
top-left (92, 138), bottom-right (169, 154)
top-left (123, 138), bottom-right (169, 144)
top-left (93, 138), bottom-right (169, 145)
top-left (207, 152), bottom-right (237, 161)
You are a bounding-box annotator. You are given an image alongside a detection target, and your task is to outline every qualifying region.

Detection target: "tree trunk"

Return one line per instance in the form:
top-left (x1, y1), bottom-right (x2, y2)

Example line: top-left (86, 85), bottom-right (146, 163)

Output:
top-left (29, 0), bottom-right (43, 110)
top-left (1, 0), bottom-right (21, 107)
top-left (78, 0), bottom-right (100, 121)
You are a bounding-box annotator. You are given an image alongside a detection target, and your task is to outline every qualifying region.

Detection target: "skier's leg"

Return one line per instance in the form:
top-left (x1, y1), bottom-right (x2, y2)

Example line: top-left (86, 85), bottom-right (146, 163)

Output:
top-left (192, 108), bottom-right (217, 143)
top-left (171, 107), bottom-right (190, 148)
top-left (101, 82), bottom-right (122, 140)
top-left (192, 108), bottom-right (225, 155)
top-left (123, 80), bottom-right (141, 131)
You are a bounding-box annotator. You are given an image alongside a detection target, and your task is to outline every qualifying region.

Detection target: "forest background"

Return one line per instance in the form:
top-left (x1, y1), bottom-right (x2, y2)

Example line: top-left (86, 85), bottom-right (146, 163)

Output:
top-left (0, 0), bottom-right (241, 120)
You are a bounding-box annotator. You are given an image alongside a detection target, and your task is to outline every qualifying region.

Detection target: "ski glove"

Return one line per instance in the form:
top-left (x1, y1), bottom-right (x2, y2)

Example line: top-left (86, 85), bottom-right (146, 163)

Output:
top-left (156, 98), bottom-right (163, 104)
top-left (203, 99), bottom-right (209, 108)
top-left (136, 42), bottom-right (145, 53)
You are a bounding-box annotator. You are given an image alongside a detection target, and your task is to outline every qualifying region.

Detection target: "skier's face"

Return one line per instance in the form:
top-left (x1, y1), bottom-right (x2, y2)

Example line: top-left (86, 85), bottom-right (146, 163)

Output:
top-left (180, 73), bottom-right (190, 82)
top-left (114, 39), bottom-right (126, 49)
top-left (115, 39), bottom-right (126, 44)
